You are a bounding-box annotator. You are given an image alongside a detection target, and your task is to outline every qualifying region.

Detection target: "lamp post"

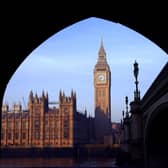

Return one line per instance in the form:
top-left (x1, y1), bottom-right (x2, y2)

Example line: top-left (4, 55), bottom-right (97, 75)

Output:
top-left (122, 110), bottom-right (125, 118)
top-left (125, 96), bottom-right (129, 118)
top-left (134, 61), bottom-right (140, 101)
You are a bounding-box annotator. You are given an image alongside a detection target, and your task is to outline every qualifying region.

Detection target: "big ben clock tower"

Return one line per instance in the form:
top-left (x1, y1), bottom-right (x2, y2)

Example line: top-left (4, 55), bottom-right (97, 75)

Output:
top-left (94, 39), bottom-right (111, 143)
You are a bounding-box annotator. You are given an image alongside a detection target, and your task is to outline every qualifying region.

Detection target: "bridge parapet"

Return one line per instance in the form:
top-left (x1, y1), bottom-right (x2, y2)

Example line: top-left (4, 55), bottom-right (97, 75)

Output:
top-left (141, 62), bottom-right (168, 114)
top-left (130, 101), bottom-right (141, 114)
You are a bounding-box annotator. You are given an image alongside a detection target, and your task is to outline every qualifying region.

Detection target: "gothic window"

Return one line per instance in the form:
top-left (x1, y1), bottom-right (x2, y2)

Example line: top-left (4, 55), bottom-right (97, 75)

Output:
top-left (49, 133), bottom-right (53, 139)
top-left (55, 132), bottom-right (58, 139)
top-left (64, 120), bottom-right (69, 128)
top-left (15, 132), bottom-right (19, 140)
top-left (7, 122), bottom-right (11, 129)
top-left (34, 120), bottom-right (40, 129)
top-left (7, 133), bottom-right (11, 140)
top-left (34, 107), bottom-right (40, 112)
top-left (64, 122), bottom-right (68, 128)
top-left (1, 129), bottom-right (4, 140)
top-left (35, 131), bottom-right (40, 140)
top-left (45, 128), bottom-right (49, 140)
top-left (22, 132), bottom-right (26, 139)
top-left (63, 118), bottom-right (69, 139)
top-left (64, 128), bottom-right (69, 139)
top-left (34, 107), bottom-right (40, 116)
top-left (22, 121), bottom-right (26, 129)
top-left (45, 119), bottom-right (48, 125)
top-left (15, 121), bottom-right (19, 129)
top-left (45, 134), bottom-right (48, 139)
top-left (54, 123), bottom-right (59, 139)
top-left (64, 107), bottom-right (68, 115)
top-left (45, 127), bottom-right (49, 132)
top-left (1, 133), bottom-right (4, 140)
top-left (50, 121), bottom-right (54, 128)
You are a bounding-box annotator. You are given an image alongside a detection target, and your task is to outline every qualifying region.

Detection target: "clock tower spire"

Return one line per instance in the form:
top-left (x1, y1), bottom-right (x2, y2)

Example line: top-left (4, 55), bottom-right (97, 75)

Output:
top-left (98, 38), bottom-right (106, 57)
top-left (96, 39), bottom-right (108, 66)
top-left (94, 39), bottom-right (111, 143)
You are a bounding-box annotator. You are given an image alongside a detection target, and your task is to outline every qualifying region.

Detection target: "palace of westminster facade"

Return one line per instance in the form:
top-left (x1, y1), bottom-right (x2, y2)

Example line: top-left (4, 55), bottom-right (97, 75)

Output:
top-left (1, 41), bottom-right (120, 148)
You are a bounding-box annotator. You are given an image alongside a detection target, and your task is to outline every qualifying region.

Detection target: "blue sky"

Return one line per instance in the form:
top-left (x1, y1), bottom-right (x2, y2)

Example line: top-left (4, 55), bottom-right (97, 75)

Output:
top-left (3, 17), bottom-right (168, 122)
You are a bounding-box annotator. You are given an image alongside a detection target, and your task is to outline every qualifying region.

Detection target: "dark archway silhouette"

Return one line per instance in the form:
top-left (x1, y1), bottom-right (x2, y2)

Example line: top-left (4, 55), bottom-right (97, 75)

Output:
top-left (145, 103), bottom-right (168, 168)
top-left (1, 7), bottom-right (168, 167)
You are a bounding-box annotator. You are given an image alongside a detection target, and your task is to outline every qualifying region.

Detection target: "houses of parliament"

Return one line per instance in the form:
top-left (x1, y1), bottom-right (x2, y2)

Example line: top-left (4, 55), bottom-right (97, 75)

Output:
top-left (1, 41), bottom-right (120, 148)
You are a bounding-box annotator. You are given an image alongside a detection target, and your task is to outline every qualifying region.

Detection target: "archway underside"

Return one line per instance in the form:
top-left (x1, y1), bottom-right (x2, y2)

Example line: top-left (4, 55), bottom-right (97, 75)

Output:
top-left (146, 104), bottom-right (168, 168)
top-left (1, 12), bottom-right (168, 166)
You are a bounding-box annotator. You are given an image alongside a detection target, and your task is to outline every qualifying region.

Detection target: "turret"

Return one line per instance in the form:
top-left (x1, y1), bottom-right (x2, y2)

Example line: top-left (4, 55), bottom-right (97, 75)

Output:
top-left (59, 89), bottom-right (62, 102)
top-left (12, 103), bottom-right (22, 113)
top-left (29, 90), bottom-right (33, 102)
top-left (72, 91), bottom-right (77, 110)
top-left (71, 89), bottom-right (74, 98)
top-left (1, 103), bottom-right (9, 112)
top-left (84, 108), bottom-right (87, 117)
top-left (34, 93), bottom-right (39, 103)
top-left (73, 91), bottom-right (76, 99)
top-left (59, 90), bottom-right (77, 114)
top-left (42, 90), bottom-right (45, 99)
top-left (28, 90), bottom-right (48, 111)
top-left (46, 92), bottom-right (48, 100)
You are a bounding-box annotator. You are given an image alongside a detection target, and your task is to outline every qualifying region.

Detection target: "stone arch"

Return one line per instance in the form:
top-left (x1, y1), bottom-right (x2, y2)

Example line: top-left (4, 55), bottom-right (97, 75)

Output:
top-left (144, 101), bottom-right (168, 168)
top-left (1, 12), bottom-right (168, 155)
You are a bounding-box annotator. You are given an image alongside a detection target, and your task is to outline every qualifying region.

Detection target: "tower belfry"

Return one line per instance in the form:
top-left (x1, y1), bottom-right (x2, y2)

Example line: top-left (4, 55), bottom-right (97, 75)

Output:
top-left (94, 39), bottom-right (111, 143)
top-left (95, 39), bottom-right (109, 69)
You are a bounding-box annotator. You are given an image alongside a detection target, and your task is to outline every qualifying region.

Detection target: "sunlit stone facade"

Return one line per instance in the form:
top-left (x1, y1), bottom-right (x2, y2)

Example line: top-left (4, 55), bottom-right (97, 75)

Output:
top-left (1, 90), bottom-right (92, 148)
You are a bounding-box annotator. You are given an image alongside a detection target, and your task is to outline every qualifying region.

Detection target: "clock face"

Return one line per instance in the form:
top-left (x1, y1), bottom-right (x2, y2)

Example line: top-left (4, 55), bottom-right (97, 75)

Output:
top-left (98, 74), bottom-right (105, 81)
top-left (96, 72), bottom-right (106, 84)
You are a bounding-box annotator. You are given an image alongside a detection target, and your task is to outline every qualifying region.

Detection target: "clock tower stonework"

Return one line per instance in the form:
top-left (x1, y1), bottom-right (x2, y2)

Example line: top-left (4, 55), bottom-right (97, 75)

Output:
top-left (94, 40), bottom-right (111, 143)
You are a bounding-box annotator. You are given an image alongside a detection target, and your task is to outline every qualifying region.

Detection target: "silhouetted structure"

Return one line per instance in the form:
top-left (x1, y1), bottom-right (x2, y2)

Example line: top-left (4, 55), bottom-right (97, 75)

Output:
top-left (121, 61), bottom-right (168, 168)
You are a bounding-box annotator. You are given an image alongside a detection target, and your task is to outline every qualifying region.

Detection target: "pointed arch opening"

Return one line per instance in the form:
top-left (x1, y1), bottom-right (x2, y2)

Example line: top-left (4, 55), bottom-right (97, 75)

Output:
top-left (1, 15), bottom-right (168, 167)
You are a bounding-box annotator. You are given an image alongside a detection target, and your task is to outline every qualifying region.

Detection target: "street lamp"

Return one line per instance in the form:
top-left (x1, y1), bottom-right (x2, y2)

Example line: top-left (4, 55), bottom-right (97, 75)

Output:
top-left (133, 60), bottom-right (140, 101)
